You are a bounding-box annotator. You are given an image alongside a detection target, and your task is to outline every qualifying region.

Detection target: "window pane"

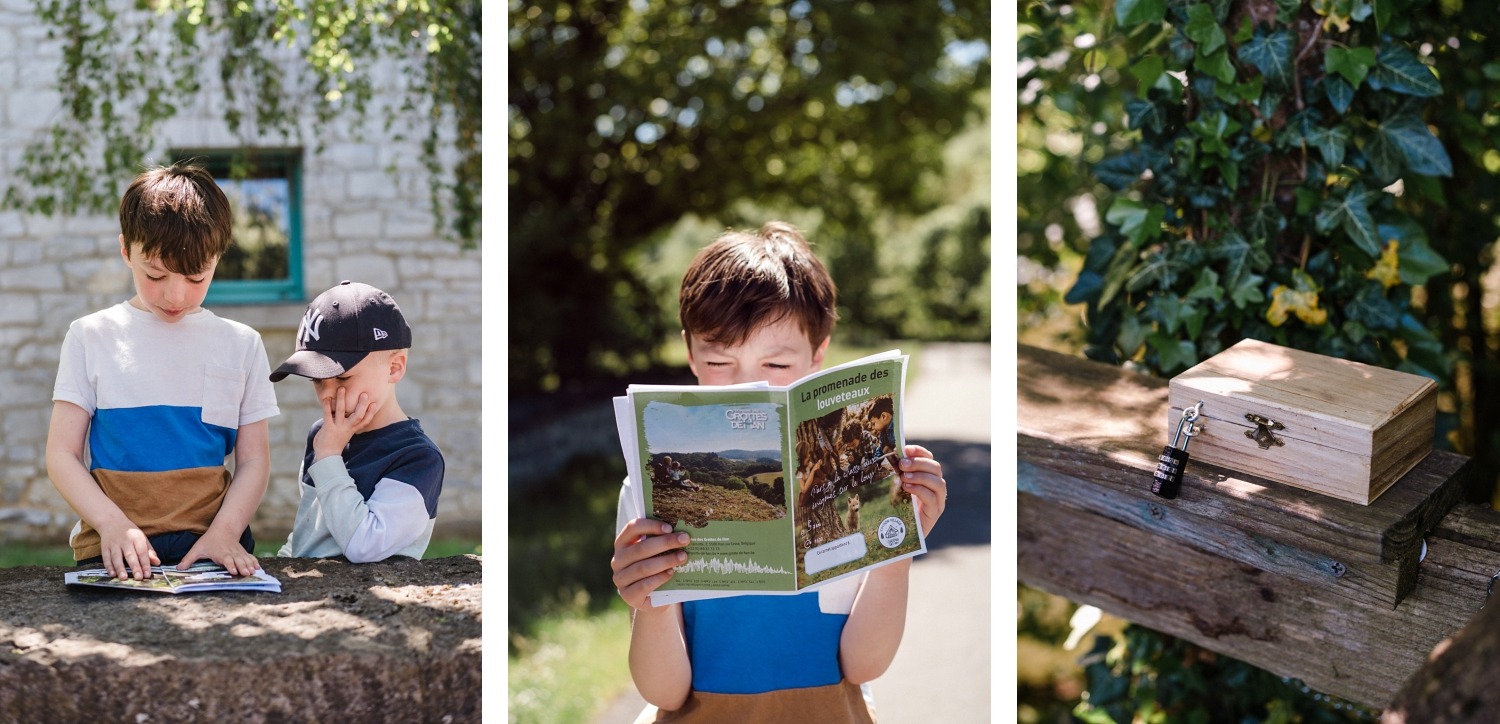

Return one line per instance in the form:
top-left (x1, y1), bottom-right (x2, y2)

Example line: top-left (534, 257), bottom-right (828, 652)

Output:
top-left (216, 176), bottom-right (291, 282)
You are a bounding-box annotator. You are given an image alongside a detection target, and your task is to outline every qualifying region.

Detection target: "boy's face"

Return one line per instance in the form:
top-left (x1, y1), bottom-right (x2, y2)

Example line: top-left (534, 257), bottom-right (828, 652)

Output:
top-left (311, 349), bottom-right (407, 432)
top-left (685, 317), bottom-right (828, 387)
top-left (871, 411), bottom-right (892, 431)
top-left (120, 238), bottom-right (217, 323)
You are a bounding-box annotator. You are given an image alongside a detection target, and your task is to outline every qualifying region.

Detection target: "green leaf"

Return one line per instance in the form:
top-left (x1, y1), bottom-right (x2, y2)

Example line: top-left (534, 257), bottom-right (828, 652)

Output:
top-left (1106, 198), bottom-right (1166, 248)
top-left (1117, 313), bottom-right (1148, 359)
top-left (1364, 128), bottom-right (1405, 182)
top-left (1150, 293), bottom-right (1184, 334)
top-left (1233, 16), bottom-right (1255, 44)
top-left (1184, 4), bottom-right (1227, 57)
top-left (1151, 333), bottom-right (1198, 372)
top-left (1065, 271), bottom-right (1104, 305)
top-left (1325, 46), bottom-right (1376, 88)
top-left (1374, 0), bottom-right (1393, 31)
top-left (1116, 0), bottom-right (1167, 27)
top-left (1378, 220), bottom-right (1449, 284)
top-left (1187, 267), bottom-right (1223, 302)
top-left (1126, 98), bottom-right (1167, 134)
top-left (1378, 113), bottom-right (1453, 177)
top-left (1238, 28), bottom-right (1294, 89)
top-left (1096, 152), bottom-right (1150, 190)
top-left (1127, 249), bottom-right (1183, 291)
top-left (1303, 125), bottom-right (1349, 168)
top-left (1131, 56), bottom-right (1166, 89)
top-left (1228, 272), bottom-right (1266, 308)
top-left (1277, 0), bottom-right (1303, 23)
top-left (1318, 189), bottom-right (1383, 257)
top-left (1325, 76), bottom-right (1355, 115)
top-left (1369, 44), bottom-right (1442, 97)
top-left (1182, 302), bottom-right (1208, 340)
top-left (1194, 47), bottom-right (1237, 85)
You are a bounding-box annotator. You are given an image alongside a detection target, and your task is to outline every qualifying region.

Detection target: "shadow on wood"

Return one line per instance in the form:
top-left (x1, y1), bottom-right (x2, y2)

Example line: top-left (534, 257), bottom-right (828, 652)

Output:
top-left (1018, 344), bottom-right (1500, 709)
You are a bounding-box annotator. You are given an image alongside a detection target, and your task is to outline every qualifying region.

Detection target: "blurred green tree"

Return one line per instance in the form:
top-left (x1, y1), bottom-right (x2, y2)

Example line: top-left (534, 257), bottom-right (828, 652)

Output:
top-left (10, 0), bottom-right (480, 243)
top-left (510, 0), bottom-right (989, 393)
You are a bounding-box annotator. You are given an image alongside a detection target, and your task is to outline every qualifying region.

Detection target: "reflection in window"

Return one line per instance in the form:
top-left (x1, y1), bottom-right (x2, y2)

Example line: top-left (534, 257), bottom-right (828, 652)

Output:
top-left (173, 150), bottom-right (304, 304)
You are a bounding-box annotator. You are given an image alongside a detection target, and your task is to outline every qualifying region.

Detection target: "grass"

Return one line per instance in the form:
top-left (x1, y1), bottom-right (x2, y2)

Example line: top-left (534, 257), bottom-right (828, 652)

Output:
top-left (0, 538), bottom-right (481, 568)
top-left (509, 599), bottom-right (636, 724)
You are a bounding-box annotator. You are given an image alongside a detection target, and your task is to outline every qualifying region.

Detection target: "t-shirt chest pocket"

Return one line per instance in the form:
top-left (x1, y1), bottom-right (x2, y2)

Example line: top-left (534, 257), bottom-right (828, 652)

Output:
top-left (201, 364), bottom-right (246, 429)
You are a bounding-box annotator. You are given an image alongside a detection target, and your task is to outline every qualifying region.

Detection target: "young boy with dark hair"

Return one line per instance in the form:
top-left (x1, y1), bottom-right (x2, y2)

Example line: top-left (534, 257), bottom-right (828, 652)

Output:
top-left (609, 221), bottom-right (948, 721)
top-left (47, 162), bottom-right (280, 580)
top-left (270, 281), bottom-right (444, 563)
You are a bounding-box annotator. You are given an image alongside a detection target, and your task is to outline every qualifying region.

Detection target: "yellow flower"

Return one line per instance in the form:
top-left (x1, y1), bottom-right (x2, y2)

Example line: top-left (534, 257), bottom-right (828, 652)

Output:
top-left (1266, 285), bottom-right (1329, 327)
top-left (1367, 239), bottom-right (1401, 290)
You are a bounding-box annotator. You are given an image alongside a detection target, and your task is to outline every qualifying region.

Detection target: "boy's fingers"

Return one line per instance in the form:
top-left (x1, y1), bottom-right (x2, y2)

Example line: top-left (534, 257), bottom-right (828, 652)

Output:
top-left (612, 530), bottom-right (691, 572)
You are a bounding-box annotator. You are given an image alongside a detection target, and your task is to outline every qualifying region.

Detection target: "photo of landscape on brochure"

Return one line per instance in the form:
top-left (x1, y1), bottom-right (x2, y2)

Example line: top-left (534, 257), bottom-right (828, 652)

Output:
top-left (614, 350), bottom-right (925, 606)
top-left (65, 562), bottom-right (282, 594)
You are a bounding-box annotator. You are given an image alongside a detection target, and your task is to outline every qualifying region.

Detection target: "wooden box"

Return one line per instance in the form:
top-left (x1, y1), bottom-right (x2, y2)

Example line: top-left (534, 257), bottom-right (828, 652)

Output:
top-left (1168, 339), bottom-right (1437, 505)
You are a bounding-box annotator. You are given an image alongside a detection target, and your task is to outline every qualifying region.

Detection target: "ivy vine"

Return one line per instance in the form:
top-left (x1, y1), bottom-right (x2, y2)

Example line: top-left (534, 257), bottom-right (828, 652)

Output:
top-left (1068, 0), bottom-right (1452, 384)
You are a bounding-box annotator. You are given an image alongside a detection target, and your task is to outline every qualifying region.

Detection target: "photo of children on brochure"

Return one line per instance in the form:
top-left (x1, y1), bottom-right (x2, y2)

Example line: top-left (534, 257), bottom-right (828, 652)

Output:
top-left (642, 400), bottom-right (789, 530)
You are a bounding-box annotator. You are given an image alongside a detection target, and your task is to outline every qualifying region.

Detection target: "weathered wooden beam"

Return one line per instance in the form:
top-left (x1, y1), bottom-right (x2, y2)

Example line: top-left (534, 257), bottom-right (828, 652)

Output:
top-left (1383, 571), bottom-right (1500, 722)
top-left (1018, 345), bottom-right (1500, 709)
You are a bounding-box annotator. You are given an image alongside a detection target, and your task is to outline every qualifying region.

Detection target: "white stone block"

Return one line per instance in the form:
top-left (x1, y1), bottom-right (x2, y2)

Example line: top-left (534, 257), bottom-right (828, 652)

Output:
top-left (0, 293), bottom-right (39, 323)
top-left (334, 254), bottom-right (399, 288)
top-left (331, 210), bottom-right (383, 239)
top-left (0, 264), bottom-right (64, 291)
top-left (348, 170), bottom-right (399, 200)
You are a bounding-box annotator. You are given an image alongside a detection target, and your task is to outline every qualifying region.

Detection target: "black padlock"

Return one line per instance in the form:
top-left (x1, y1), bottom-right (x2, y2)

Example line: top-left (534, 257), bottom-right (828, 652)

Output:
top-left (1152, 402), bottom-right (1202, 499)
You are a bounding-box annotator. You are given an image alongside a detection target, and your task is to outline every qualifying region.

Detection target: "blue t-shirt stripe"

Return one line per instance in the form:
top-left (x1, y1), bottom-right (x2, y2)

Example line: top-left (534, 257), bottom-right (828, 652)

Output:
top-left (684, 593), bottom-right (847, 694)
top-left (90, 406), bottom-right (236, 472)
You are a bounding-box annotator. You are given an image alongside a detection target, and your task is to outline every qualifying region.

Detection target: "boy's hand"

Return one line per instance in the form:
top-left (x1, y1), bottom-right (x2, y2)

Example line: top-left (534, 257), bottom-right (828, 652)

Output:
top-left (899, 444), bottom-right (946, 536)
top-left (99, 525), bottom-right (160, 580)
top-left (611, 518), bottom-right (691, 610)
top-left (312, 387), bottom-right (379, 462)
top-left (178, 530), bottom-right (261, 576)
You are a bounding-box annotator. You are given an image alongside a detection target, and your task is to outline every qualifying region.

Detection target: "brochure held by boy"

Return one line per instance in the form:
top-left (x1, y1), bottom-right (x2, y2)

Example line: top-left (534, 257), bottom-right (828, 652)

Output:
top-left (614, 349), bottom-right (925, 606)
top-left (64, 562), bottom-right (283, 594)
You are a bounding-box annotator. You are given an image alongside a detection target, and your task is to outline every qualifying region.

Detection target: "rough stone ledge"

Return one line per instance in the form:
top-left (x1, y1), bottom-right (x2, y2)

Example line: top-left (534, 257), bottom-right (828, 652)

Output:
top-left (0, 555), bottom-right (481, 723)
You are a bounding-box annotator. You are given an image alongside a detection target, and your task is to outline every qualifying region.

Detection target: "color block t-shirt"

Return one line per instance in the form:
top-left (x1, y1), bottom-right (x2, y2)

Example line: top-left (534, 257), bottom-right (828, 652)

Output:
top-left (53, 302), bottom-right (280, 560)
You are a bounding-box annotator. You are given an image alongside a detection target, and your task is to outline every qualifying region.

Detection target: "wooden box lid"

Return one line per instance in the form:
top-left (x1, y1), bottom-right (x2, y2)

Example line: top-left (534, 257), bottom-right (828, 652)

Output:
top-left (1168, 339), bottom-right (1437, 505)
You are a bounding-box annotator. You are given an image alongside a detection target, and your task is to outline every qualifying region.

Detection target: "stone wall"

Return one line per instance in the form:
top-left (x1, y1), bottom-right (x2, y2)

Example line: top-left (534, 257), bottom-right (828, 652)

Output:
top-left (0, 0), bottom-right (481, 547)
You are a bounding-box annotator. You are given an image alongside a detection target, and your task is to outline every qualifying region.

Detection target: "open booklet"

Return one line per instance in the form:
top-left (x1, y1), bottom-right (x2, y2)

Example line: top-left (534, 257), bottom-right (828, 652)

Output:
top-left (64, 561), bottom-right (282, 594)
top-left (614, 349), bottom-right (925, 606)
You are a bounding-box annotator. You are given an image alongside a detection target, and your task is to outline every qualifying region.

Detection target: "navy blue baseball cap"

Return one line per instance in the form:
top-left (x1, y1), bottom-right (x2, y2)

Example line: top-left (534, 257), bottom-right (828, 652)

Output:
top-left (270, 280), bottom-right (412, 381)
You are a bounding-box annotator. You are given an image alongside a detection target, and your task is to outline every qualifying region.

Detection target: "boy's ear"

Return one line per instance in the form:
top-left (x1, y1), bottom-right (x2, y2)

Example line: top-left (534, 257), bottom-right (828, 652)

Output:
top-left (681, 330), bottom-right (698, 377)
top-left (118, 234), bottom-right (130, 263)
top-left (811, 336), bottom-right (830, 369)
top-left (386, 350), bottom-right (408, 383)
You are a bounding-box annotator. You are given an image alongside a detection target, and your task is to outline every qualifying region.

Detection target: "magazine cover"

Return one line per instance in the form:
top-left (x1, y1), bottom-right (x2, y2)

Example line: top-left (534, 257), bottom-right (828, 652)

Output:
top-left (65, 562), bottom-right (283, 594)
top-left (616, 350), bottom-right (925, 605)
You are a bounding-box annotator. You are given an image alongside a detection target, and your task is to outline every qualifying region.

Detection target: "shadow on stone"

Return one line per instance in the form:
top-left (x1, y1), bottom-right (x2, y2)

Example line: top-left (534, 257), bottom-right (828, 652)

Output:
top-left (919, 439), bottom-right (991, 550)
top-left (0, 555), bottom-right (481, 723)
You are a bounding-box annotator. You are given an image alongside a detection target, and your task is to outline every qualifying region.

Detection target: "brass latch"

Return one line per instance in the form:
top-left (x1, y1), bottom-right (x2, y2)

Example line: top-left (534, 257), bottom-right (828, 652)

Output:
top-left (1245, 413), bottom-right (1285, 450)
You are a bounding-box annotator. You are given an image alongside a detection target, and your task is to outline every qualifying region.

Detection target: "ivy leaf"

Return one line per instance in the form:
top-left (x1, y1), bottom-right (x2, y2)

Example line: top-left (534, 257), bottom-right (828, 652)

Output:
top-left (1377, 113), bottom-right (1453, 177)
top-left (1149, 293), bottom-right (1184, 334)
top-left (1131, 56), bottom-right (1166, 89)
top-left (1187, 267), bottom-right (1224, 302)
top-left (1238, 28), bottom-right (1294, 89)
top-left (1369, 44), bottom-right (1442, 97)
top-left (1117, 313), bottom-right (1147, 360)
top-left (1106, 198), bottom-right (1166, 248)
top-left (1127, 248), bottom-right (1183, 291)
top-left (1325, 76), bottom-right (1355, 115)
top-left (1096, 151), bottom-right (1150, 190)
top-left (1229, 272), bottom-right (1266, 308)
top-left (1278, 0), bottom-right (1303, 23)
top-left (1303, 125), bottom-right (1349, 168)
top-left (1378, 220), bottom-right (1449, 284)
top-left (1347, 283), bottom-right (1400, 330)
top-left (1151, 333), bottom-right (1198, 373)
top-left (1194, 47), bottom-right (1237, 85)
top-left (1364, 127), bottom-right (1405, 182)
top-left (1116, 0), bottom-right (1167, 28)
top-left (1185, 4), bottom-right (1227, 57)
top-left (1126, 97), bottom-right (1167, 134)
top-left (1326, 46), bottom-right (1377, 88)
top-left (1317, 189), bottom-right (1383, 257)
top-left (1065, 270), bottom-right (1105, 305)
top-left (1374, 0), bottom-right (1393, 31)
top-left (1182, 302), bottom-right (1208, 340)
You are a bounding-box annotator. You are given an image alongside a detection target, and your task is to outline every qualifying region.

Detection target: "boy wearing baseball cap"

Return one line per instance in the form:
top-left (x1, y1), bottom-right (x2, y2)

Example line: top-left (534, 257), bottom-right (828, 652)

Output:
top-left (271, 280), bottom-right (445, 562)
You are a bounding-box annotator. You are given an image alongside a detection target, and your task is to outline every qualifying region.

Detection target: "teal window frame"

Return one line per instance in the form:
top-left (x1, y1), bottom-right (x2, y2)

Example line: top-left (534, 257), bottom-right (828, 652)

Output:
top-left (173, 149), bottom-right (305, 305)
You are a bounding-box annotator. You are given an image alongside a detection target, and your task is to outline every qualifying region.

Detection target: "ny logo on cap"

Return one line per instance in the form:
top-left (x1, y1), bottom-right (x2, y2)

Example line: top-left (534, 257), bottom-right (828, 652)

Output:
top-left (298, 309), bottom-right (324, 347)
